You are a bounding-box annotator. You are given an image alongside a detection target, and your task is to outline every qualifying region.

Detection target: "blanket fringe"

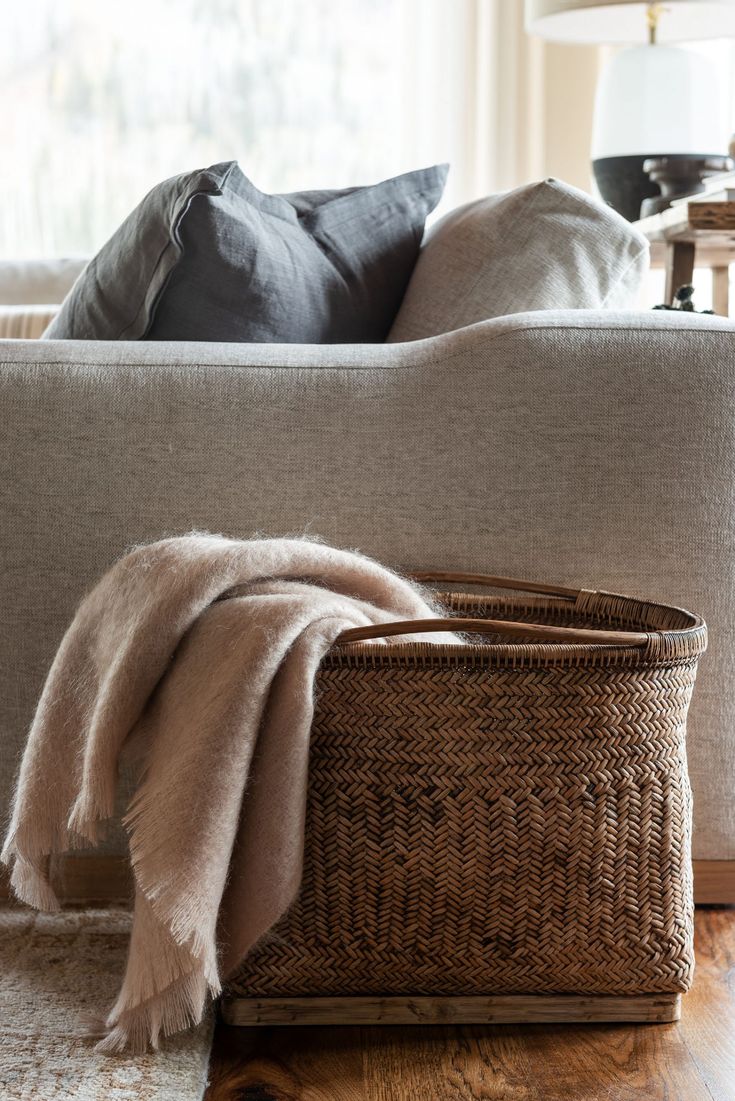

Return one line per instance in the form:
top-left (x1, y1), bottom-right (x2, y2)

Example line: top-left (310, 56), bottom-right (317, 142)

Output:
top-left (97, 969), bottom-right (212, 1054)
top-left (67, 778), bottom-right (116, 842)
top-left (9, 857), bottom-right (60, 911)
top-left (1, 817), bottom-right (105, 912)
top-left (123, 788), bottom-right (222, 990)
top-left (1, 815), bottom-right (91, 867)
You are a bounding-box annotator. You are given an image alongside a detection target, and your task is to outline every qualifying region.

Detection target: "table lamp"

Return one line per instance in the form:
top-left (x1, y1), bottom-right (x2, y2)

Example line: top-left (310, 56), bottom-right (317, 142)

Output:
top-left (525, 0), bottom-right (735, 219)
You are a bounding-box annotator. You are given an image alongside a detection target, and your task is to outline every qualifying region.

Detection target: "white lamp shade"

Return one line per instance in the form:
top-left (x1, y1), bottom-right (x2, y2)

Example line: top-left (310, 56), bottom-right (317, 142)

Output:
top-left (591, 44), bottom-right (728, 156)
top-left (526, 0), bottom-right (735, 43)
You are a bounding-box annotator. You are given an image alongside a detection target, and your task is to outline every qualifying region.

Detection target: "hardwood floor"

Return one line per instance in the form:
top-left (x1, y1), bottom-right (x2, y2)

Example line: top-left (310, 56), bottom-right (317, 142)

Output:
top-left (204, 908), bottom-right (735, 1101)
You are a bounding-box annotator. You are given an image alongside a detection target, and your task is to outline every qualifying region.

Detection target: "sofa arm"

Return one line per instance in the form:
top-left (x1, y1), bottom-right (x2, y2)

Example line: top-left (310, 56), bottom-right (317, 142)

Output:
top-left (1, 309), bottom-right (734, 869)
top-left (0, 305), bottom-right (58, 340)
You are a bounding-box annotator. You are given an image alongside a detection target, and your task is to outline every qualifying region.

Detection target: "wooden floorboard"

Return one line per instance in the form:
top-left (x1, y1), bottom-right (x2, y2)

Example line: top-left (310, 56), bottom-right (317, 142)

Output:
top-left (676, 909), bottom-right (735, 1101)
top-left (204, 908), bottom-right (735, 1101)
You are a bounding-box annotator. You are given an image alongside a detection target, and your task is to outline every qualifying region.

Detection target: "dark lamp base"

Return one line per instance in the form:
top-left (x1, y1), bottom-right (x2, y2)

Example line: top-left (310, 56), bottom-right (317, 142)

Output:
top-left (592, 156), bottom-right (660, 222)
top-left (592, 153), bottom-right (731, 222)
top-left (640, 155), bottom-right (733, 217)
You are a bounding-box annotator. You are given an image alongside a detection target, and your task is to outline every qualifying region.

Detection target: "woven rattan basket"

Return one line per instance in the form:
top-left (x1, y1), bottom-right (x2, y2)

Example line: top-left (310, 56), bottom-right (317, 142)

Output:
top-left (224, 573), bottom-right (706, 1026)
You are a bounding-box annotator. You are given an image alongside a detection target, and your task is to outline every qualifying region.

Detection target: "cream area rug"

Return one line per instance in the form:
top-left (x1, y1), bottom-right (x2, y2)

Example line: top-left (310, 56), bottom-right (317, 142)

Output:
top-left (0, 908), bottom-right (214, 1100)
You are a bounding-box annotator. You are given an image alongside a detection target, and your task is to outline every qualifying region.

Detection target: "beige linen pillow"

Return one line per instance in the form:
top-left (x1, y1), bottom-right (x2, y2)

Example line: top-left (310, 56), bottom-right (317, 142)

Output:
top-left (388, 178), bottom-right (649, 342)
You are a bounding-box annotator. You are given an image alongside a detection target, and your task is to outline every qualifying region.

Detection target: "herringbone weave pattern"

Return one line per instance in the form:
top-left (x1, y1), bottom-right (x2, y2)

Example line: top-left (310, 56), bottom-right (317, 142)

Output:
top-left (229, 588), bottom-right (705, 999)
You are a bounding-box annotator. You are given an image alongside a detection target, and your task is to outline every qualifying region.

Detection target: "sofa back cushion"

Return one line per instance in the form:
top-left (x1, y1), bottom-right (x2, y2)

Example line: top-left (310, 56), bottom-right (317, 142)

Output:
top-left (43, 161), bottom-right (448, 344)
top-left (388, 178), bottom-right (649, 342)
top-left (0, 259), bottom-right (87, 306)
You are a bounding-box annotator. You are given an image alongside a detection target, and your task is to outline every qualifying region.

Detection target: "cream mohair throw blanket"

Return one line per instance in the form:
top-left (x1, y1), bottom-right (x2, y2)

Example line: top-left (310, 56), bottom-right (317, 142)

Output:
top-left (2, 534), bottom-right (455, 1052)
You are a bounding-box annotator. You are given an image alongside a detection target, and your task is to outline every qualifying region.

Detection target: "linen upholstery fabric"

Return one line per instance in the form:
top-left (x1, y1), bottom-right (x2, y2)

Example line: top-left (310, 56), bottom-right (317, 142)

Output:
top-left (44, 161), bottom-right (447, 344)
top-left (146, 163), bottom-right (447, 343)
top-left (388, 179), bottom-right (650, 342)
top-left (0, 258), bottom-right (86, 306)
top-left (2, 536), bottom-right (454, 1050)
top-left (0, 311), bottom-right (734, 869)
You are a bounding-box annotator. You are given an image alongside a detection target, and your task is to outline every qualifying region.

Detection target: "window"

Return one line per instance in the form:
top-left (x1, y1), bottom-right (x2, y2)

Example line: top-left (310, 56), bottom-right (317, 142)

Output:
top-left (0, 0), bottom-right (424, 257)
top-left (6, 2), bottom-right (730, 272)
top-left (0, 1), bottom-right (531, 259)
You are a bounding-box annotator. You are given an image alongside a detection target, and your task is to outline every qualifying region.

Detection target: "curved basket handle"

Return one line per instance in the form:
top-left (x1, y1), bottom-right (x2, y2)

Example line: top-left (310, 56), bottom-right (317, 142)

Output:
top-left (335, 617), bottom-right (649, 647)
top-left (336, 570), bottom-right (650, 646)
top-left (409, 571), bottom-right (581, 601)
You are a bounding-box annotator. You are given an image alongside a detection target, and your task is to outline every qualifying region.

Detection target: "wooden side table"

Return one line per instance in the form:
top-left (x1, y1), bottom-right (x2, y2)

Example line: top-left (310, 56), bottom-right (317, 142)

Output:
top-left (634, 200), bottom-right (735, 316)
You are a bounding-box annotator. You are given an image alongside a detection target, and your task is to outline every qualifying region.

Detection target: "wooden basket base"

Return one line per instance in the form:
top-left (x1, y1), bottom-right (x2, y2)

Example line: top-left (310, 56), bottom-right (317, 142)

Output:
top-left (221, 993), bottom-right (681, 1027)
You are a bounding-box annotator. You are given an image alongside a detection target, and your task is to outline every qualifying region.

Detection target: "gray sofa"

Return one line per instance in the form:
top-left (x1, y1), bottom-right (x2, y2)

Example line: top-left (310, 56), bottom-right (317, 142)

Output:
top-left (1, 284), bottom-right (734, 899)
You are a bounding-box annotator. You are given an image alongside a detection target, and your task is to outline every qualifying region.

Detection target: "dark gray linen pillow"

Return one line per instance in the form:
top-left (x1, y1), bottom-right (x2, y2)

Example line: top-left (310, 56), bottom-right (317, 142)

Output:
top-left (43, 164), bottom-right (230, 340)
top-left (44, 161), bottom-right (448, 344)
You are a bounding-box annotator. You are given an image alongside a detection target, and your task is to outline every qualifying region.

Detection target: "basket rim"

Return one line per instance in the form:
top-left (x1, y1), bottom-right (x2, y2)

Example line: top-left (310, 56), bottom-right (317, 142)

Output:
top-left (328, 588), bottom-right (706, 669)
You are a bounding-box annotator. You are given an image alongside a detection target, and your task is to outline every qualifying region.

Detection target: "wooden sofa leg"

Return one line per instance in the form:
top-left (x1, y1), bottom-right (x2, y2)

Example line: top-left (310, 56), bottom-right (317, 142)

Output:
top-left (221, 993), bottom-right (682, 1027)
top-left (693, 860), bottom-right (735, 905)
top-left (3, 857), bottom-right (733, 906)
